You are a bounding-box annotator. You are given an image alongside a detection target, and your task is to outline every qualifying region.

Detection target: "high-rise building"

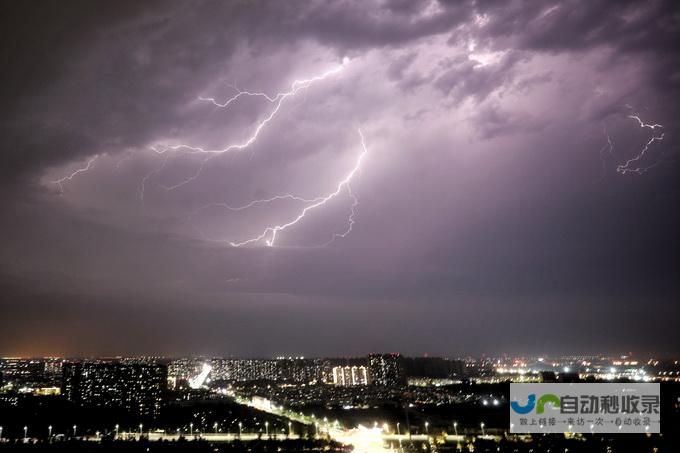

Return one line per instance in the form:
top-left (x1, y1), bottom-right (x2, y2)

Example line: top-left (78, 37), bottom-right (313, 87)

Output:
top-left (208, 358), bottom-right (279, 382)
top-left (168, 358), bottom-right (205, 382)
top-left (208, 358), bottom-right (324, 383)
top-left (276, 358), bottom-right (323, 383)
top-left (332, 365), bottom-right (369, 386)
top-left (62, 361), bottom-right (167, 418)
top-left (368, 353), bottom-right (407, 386)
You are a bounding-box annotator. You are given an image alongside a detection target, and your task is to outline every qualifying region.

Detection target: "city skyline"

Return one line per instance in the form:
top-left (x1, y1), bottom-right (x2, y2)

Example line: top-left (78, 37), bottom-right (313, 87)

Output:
top-left (1, 354), bottom-right (678, 449)
top-left (1, 0), bottom-right (680, 358)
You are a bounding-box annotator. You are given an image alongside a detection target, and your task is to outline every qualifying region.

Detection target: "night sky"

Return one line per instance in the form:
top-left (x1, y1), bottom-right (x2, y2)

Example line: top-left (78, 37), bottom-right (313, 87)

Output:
top-left (1, 0), bottom-right (679, 358)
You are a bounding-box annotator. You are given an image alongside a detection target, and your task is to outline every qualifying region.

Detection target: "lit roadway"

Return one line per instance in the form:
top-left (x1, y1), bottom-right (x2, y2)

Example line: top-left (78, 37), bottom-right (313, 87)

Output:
top-left (90, 389), bottom-right (501, 452)
top-left (227, 391), bottom-right (501, 452)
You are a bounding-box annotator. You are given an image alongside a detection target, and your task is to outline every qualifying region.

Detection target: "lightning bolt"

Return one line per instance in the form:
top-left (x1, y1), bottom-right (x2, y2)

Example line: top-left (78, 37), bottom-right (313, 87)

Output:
top-left (322, 185), bottom-right (359, 247)
top-left (151, 58), bottom-right (350, 190)
top-left (616, 115), bottom-right (665, 175)
top-left (51, 155), bottom-right (99, 193)
top-left (190, 194), bottom-right (325, 218)
top-left (48, 59), bottom-right (366, 248)
top-left (140, 154), bottom-right (169, 204)
top-left (197, 86), bottom-right (283, 109)
top-left (628, 115), bottom-right (663, 131)
top-left (218, 129), bottom-right (368, 247)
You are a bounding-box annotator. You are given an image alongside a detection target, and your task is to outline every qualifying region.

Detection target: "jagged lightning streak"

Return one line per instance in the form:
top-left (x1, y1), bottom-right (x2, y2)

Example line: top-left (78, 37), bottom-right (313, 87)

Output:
top-left (197, 85), bottom-right (282, 108)
top-left (49, 59), bottom-right (363, 248)
top-left (51, 155), bottom-right (99, 193)
top-left (628, 115), bottom-right (663, 131)
top-left (190, 194), bottom-right (325, 219)
top-left (616, 115), bottom-right (665, 175)
top-left (321, 185), bottom-right (359, 247)
top-left (151, 58), bottom-right (350, 190)
top-left (140, 154), bottom-right (169, 204)
top-left (224, 129), bottom-right (368, 247)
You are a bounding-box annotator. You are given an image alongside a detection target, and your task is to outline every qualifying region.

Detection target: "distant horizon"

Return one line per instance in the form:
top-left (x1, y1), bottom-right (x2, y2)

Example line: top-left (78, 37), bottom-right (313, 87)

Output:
top-left (3, 351), bottom-right (679, 360)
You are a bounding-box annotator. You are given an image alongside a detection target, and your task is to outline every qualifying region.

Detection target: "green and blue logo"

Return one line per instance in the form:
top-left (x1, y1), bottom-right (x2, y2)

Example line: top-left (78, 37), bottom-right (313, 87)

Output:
top-left (510, 393), bottom-right (560, 414)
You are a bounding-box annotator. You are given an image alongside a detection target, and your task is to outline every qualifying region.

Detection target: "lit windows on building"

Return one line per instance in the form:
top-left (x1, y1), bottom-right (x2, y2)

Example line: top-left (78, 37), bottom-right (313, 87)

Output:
top-left (332, 366), bottom-right (368, 386)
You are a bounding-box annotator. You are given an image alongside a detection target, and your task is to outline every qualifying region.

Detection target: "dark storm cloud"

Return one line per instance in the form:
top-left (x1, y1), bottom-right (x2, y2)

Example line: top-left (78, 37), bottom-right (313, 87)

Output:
top-left (471, 0), bottom-right (680, 94)
top-left (1, 0), bottom-right (679, 357)
top-left (1, 0), bottom-right (472, 185)
top-left (2, 0), bottom-right (678, 180)
top-left (476, 0), bottom-right (679, 54)
top-left (1, 1), bottom-right (157, 182)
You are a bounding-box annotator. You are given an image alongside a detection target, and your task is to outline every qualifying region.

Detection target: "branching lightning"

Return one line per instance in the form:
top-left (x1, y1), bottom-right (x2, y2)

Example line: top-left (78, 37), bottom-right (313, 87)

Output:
top-left (190, 194), bottom-right (325, 218)
top-left (48, 59), bottom-right (362, 248)
top-left (150, 58), bottom-right (350, 191)
top-left (322, 184), bottom-right (359, 247)
top-left (142, 58), bottom-right (365, 247)
top-left (616, 114), bottom-right (665, 175)
top-left (206, 129), bottom-right (368, 247)
top-left (140, 154), bottom-right (169, 204)
top-left (51, 155), bottom-right (99, 193)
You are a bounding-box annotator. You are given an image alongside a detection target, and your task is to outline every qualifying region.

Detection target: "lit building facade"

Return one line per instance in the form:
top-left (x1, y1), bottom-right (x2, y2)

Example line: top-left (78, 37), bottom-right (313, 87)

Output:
top-left (332, 365), bottom-right (369, 386)
top-left (368, 353), bottom-right (407, 386)
top-left (62, 361), bottom-right (167, 418)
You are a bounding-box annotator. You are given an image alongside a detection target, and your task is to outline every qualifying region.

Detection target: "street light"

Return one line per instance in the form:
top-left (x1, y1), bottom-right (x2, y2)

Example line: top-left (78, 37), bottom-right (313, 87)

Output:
top-left (453, 422), bottom-right (458, 436)
top-left (213, 422), bottom-right (218, 434)
top-left (265, 421), bottom-right (269, 438)
top-left (396, 423), bottom-right (402, 450)
top-left (73, 425), bottom-right (77, 438)
top-left (24, 426), bottom-right (28, 441)
top-left (238, 422), bottom-right (242, 438)
top-left (190, 423), bottom-right (193, 436)
top-left (139, 424), bottom-right (143, 436)
top-left (425, 421), bottom-right (429, 436)
top-left (114, 424), bottom-right (119, 438)
top-left (288, 421), bottom-right (292, 437)
top-left (48, 425), bottom-right (52, 439)
top-left (0, 425), bottom-right (3, 440)
top-left (480, 422), bottom-right (485, 436)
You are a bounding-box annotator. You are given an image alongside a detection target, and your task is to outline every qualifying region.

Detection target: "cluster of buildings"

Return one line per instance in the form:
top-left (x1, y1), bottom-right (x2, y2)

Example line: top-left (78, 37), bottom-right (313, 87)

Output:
top-left (2, 353), bottom-right (677, 424)
top-left (0, 358), bottom-right (167, 419)
top-left (169, 354), bottom-right (464, 388)
top-left (0, 358), bottom-right (62, 390)
top-left (0, 354), bottom-right (463, 421)
top-left (62, 361), bottom-right (167, 418)
top-left (473, 354), bottom-right (675, 383)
